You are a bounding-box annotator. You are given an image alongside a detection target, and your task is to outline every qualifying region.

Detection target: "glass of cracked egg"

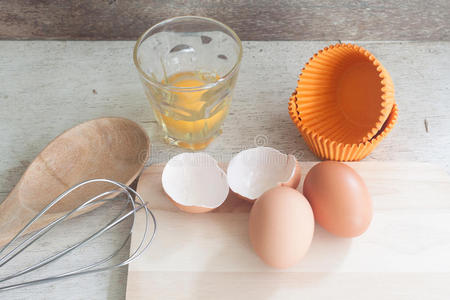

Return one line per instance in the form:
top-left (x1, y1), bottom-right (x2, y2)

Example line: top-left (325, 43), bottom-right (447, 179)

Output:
top-left (134, 16), bottom-right (242, 150)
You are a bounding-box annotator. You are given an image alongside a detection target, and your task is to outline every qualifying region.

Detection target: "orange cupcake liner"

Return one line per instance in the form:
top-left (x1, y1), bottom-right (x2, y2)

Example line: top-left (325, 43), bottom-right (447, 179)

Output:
top-left (296, 43), bottom-right (395, 144)
top-left (289, 91), bottom-right (398, 161)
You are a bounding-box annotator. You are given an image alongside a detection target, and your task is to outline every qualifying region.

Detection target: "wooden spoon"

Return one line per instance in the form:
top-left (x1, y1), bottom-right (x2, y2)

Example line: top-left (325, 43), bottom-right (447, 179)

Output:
top-left (0, 117), bottom-right (150, 246)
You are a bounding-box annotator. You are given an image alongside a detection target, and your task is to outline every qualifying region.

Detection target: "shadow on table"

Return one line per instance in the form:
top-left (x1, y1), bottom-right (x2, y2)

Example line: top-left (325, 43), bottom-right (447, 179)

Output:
top-left (189, 202), bottom-right (352, 299)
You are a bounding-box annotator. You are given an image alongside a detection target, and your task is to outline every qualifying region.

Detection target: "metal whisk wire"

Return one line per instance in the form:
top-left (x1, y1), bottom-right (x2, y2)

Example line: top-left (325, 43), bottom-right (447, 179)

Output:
top-left (0, 178), bottom-right (156, 292)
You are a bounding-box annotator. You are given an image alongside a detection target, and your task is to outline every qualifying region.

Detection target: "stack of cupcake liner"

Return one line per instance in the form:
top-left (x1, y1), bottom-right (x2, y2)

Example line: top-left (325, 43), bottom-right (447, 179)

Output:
top-left (289, 43), bottom-right (398, 161)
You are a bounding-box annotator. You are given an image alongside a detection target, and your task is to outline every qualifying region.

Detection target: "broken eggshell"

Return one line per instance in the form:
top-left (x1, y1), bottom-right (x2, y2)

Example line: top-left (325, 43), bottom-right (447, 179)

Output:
top-left (227, 147), bottom-right (301, 202)
top-left (162, 152), bottom-right (229, 213)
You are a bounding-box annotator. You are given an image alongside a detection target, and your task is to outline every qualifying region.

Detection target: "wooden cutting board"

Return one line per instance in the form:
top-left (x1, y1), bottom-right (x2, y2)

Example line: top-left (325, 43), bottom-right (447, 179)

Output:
top-left (126, 162), bottom-right (450, 300)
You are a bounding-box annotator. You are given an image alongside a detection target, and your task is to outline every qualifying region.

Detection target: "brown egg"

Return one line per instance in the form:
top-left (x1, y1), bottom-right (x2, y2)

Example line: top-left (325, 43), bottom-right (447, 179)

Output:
top-left (303, 161), bottom-right (372, 237)
top-left (248, 186), bottom-right (314, 269)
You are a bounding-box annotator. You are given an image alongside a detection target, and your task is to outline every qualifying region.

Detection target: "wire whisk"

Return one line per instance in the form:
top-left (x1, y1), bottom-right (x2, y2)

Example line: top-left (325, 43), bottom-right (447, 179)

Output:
top-left (0, 178), bottom-right (156, 292)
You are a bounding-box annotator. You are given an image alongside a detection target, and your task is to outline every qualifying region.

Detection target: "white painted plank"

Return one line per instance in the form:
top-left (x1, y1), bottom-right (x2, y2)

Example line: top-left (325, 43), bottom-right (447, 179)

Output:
top-left (1, 41), bottom-right (450, 198)
top-left (1, 41), bottom-right (450, 299)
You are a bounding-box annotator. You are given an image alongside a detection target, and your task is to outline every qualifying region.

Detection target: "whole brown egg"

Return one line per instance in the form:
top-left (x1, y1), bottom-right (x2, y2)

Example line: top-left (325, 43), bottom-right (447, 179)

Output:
top-left (303, 161), bottom-right (372, 237)
top-left (248, 186), bottom-right (314, 268)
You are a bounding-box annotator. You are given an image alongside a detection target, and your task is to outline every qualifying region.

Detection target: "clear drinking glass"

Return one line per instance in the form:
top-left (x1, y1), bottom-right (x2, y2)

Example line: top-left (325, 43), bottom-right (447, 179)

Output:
top-left (133, 16), bottom-right (243, 150)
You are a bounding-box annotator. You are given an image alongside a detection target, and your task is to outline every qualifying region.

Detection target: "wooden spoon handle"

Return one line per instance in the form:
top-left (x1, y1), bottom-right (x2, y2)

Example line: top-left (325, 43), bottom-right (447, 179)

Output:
top-left (0, 186), bottom-right (65, 247)
top-left (0, 186), bottom-right (30, 247)
top-left (0, 184), bottom-right (111, 247)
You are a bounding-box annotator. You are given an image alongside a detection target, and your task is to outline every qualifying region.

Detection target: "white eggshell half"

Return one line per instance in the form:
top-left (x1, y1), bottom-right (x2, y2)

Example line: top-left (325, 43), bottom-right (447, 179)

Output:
top-left (162, 152), bottom-right (229, 213)
top-left (227, 147), bottom-right (301, 201)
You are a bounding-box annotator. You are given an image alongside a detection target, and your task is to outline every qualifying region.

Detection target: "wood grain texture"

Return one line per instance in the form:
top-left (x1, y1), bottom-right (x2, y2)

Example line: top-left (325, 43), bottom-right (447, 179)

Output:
top-left (0, 40), bottom-right (450, 299)
top-left (128, 272), bottom-right (450, 300)
top-left (0, 117), bottom-right (149, 246)
top-left (0, 0), bottom-right (449, 41)
top-left (126, 162), bottom-right (450, 300)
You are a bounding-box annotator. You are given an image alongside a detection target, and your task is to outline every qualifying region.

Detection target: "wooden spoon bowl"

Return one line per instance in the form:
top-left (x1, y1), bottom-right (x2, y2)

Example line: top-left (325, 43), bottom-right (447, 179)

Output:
top-left (0, 117), bottom-right (150, 246)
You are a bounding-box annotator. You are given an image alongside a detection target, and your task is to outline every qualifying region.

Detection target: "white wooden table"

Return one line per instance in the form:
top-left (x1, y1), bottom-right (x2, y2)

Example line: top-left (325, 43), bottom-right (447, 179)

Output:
top-left (1, 41), bottom-right (449, 299)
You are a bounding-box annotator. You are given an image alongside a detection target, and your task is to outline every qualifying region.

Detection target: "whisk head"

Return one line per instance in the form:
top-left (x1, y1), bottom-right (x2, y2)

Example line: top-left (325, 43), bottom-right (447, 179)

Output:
top-left (0, 179), bottom-right (156, 292)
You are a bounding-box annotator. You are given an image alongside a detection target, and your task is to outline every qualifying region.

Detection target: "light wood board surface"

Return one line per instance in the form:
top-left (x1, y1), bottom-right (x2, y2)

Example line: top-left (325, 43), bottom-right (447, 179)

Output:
top-left (127, 162), bottom-right (450, 300)
top-left (0, 41), bottom-right (449, 299)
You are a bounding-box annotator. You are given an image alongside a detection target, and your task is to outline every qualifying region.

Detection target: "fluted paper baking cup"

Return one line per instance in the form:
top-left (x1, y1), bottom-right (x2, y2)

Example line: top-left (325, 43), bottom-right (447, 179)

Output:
top-left (295, 43), bottom-right (395, 144)
top-left (289, 92), bottom-right (398, 161)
